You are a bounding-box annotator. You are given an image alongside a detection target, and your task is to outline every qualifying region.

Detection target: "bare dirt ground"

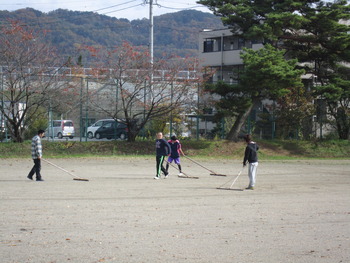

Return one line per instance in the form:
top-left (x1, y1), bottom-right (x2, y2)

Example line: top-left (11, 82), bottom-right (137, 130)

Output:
top-left (0, 157), bottom-right (349, 263)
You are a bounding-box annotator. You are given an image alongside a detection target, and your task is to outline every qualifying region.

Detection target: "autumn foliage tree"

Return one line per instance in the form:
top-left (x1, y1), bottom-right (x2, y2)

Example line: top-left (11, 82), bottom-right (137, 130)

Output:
top-left (0, 21), bottom-right (67, 142)
top-left (84, 42), bottom-right (203, 141)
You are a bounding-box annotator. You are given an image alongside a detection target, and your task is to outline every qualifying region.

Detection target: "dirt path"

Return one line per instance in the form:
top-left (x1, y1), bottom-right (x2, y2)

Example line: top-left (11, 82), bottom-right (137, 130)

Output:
top-left (1, 157), bottom-right (349, 263)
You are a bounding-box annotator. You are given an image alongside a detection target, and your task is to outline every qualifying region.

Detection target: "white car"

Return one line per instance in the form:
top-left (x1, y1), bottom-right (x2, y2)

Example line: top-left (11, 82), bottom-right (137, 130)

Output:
top-left (87, 119), bottom-right (114, 139)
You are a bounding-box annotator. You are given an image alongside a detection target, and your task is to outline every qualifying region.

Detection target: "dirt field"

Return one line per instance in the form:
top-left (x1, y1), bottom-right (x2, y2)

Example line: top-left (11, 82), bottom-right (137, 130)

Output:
top-left (1, 157), bottom-right (349, 263)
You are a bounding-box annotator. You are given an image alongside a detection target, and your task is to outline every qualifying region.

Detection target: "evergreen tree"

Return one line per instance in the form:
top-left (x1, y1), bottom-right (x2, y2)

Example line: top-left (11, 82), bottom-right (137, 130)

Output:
top-left (206, 45), bottom-right (304, 140)
top-left (198, 0), bottom-right (350, 139)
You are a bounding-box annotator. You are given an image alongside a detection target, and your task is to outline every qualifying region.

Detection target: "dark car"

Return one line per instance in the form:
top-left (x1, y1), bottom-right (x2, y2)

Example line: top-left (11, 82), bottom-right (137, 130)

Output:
top-left (94, 121), bottom-right (128, 140)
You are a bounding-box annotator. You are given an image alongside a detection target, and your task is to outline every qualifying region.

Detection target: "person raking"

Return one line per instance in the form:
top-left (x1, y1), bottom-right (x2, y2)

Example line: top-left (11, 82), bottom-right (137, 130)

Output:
top-left (165, 135), bottom-right (185, 176)
top-left (154, 132), bottom-right (171, 180)
top-left (243, 134), bottom-right (259, 190)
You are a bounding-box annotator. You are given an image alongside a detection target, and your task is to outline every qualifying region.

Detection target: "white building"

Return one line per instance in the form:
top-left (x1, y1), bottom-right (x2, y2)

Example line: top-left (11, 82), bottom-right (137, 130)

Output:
top-left (198, 27), bottom-right (343, 139)
top-left (199, 28), bottom-right (263, 84)
top-left (197, 28), bottom-right (267, 138)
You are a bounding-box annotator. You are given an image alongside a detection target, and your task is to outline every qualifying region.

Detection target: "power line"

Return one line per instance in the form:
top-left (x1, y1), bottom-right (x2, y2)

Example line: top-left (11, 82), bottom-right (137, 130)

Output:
top-left (0, 2), bottom-right (216, 32)
top-left (0, 0), bottom-right (137, 9)
top-left (100, 3), bottom-right (144, 16)
top-left (0, 2), bottom-right (145, 28)
top-left (0, 0), bottom-right (213, 29)
top-left (0, 0), bottom-right (142, 26)
top-left (88, 0), bottom-right (140, 13)
top-left (156, 4), bottom-right (205, 11)
top-left (0, 1), bottom-right (220, 47)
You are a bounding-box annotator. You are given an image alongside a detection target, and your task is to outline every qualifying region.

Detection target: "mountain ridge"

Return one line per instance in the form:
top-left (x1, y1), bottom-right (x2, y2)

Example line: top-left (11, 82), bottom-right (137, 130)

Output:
top-left (0, 8), bottom-right (224, 62)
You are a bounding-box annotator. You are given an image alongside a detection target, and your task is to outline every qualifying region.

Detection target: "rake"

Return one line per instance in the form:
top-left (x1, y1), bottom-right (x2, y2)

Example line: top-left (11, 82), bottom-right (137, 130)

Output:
top-left (184, 156), bottom-right (227, 176)
top-left (42, 159), bottom-right (89, 181)
top-left (166, 161), bottom-right (199, 179)
top-left (217, 166), bottom-right (244, 191)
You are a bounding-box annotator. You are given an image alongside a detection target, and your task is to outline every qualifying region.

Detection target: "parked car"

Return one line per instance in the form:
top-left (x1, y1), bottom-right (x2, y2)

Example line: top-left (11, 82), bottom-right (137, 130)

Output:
top-left (86, 119), bottom-right (114, 139)
top-left (94, 121), bottom-right (128, 140)
top-left (46, 120), bottom-right (75, 139)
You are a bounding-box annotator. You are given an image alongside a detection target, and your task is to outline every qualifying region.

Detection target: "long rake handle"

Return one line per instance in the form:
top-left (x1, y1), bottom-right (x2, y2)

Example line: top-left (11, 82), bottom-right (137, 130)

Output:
top-left (184, 156), bottom-right (217, 174)
top-left (166, 161), bottom-right (189, 177)
top-left (229, 174), bottom-right (241, 189)
top-left (218, 167), bottom-right (244, 189)
top-left (167, 161), bottom-right (180, 172)
top-left (42, 158), bottom-right (81, 179)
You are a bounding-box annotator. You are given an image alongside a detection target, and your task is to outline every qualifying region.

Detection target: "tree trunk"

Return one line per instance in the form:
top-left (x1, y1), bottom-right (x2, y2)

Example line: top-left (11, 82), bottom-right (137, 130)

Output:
top-left (127, 133), bottom-right (137, 142)
top-left (11, 123), bottom-right (24, 143)
top-left (126, 121), bottom-right (143, 142)
top-left (336, 108), bottom-right (350, 140)
top-left (226, 103), bottom-right (255, 141)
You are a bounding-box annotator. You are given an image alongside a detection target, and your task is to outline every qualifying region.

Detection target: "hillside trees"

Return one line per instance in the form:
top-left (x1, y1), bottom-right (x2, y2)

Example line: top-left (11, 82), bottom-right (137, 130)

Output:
top-left (0, 21), bottom-right (69, 142)
top-left (0, 9), bottom-right (224, 61)
top-left (84, 42), bottom-right (203, 141)
top-left (198, 0), bottom-right (350, 139)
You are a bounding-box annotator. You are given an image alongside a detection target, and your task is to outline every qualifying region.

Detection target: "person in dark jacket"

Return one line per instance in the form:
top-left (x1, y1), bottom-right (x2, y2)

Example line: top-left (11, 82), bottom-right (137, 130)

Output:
top-left (243, 134), bottom-right (259, 190)
top-left (155, 132), bottom-right (171, 179)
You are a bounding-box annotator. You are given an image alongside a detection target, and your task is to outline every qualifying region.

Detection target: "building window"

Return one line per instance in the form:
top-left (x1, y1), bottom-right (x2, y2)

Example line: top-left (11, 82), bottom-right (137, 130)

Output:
top-left (238, 38), bottom-right (252, 49)
top-left (203, 38), bottom-right (221, 52)
top-left (223, 36), bottom-right (238, 50)
top-left (204, 40), bottom-right (214, 52)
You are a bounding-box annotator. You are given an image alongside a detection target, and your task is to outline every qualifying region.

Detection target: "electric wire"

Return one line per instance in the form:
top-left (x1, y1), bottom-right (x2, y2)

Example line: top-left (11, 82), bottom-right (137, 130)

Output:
top-left (0, 1), bottom-right (221, 51)
top-left (0, 0), bottom-right (143, 27)
top-left (0, 3), bottom-right (216, 35)
top-left (156, 4), bottom-right (206, 11)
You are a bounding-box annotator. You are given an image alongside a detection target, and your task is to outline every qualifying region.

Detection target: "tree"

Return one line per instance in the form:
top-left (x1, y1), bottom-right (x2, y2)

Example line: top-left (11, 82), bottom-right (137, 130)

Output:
top-left (206, 45), bottom-right (304, 141)
top-left (274, 85), bottom-right (314, 139)
top-left (198, 0), bottom-right (350, 139)
top-left (0, 21), bottom-right (67, 142)
top-left (286, 2), bottom-right (350, 139)
top-left (84, 42), bottom-right (203, 142)
top-left (314, 65), bottom-right (350, 139)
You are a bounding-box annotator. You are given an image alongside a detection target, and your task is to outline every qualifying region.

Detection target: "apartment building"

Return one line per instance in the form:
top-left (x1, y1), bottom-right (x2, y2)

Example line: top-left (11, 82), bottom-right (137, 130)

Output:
top-left (198, 28), bottom-right (337, 139)
top-left (196, 28), bottom-right (268, 138)
top-left (199, 28), bottom-right (263, 84)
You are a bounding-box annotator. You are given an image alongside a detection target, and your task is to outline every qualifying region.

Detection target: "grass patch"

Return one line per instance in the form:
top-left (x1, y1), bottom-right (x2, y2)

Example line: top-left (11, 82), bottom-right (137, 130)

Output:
top-left (0, 139), bottom-right (349, 159)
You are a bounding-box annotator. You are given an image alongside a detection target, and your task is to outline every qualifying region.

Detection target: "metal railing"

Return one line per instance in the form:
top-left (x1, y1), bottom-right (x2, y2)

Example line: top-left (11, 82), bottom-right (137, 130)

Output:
top-left (0, 66), bottom-right (199, 81)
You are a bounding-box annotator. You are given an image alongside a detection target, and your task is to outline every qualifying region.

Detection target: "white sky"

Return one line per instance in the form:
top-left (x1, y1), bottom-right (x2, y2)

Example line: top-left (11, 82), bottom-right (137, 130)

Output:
top-left (0, 0), bottom-right (212, 21)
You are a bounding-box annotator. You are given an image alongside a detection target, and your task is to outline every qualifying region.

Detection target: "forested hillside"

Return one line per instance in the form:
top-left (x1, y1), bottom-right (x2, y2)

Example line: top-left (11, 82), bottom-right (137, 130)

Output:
top-left (0, 8), bottom-right (224, 64)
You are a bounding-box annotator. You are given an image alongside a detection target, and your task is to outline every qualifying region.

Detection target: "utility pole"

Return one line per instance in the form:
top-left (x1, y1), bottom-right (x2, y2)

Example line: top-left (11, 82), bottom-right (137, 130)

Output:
top-left (148, 0), bottom-right (154, 66)
top-left (144, 0), bottom-right (155, 104)
top-left (85, 78), bottom-right (89, 142)
top-left (143, 0), bottom-right (154, 66)
top-left (79, 77), bottom-right (83, 142)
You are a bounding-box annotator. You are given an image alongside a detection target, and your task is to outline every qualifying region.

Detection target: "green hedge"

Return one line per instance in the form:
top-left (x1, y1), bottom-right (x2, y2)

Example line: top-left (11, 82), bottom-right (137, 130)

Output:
top-left (1, 139), bottom-right (349, 159)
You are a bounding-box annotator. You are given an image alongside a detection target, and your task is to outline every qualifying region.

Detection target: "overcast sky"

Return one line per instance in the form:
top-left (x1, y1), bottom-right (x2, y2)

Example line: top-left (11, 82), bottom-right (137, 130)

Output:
top-left (0, 0), bottom-right (212, 21)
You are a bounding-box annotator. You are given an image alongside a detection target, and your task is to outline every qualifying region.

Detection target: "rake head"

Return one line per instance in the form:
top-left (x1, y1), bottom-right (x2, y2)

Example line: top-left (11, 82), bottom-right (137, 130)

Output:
top-left (178, 175), bottom-right (199, 179)
top-left (210, 173), bottom-right (227, 177)
top-left (73, 178), bottom-right (89, 182)
top-left (216, 187), bottom-right (244, 191)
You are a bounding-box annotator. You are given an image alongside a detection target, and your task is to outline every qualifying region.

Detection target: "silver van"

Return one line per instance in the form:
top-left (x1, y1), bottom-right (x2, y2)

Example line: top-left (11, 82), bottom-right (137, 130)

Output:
top-left (47, 120), bottom-right (75, 139)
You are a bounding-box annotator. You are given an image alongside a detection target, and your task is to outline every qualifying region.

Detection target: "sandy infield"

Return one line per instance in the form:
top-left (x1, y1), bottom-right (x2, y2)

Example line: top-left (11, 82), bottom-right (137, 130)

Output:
top-left (1, 157), bottom-right (349, 263)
